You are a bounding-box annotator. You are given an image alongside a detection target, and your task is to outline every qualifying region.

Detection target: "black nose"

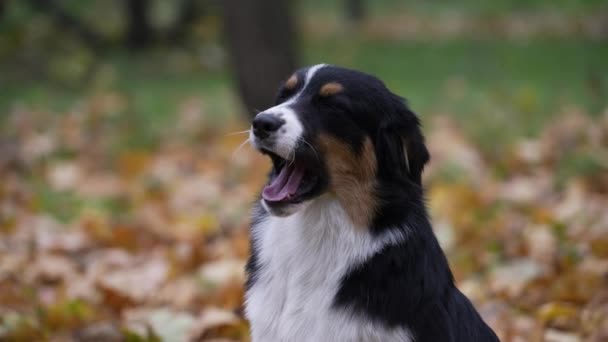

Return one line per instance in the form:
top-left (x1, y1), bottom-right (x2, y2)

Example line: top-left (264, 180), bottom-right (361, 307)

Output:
top-left (252, 113), bottom-right (285, 139)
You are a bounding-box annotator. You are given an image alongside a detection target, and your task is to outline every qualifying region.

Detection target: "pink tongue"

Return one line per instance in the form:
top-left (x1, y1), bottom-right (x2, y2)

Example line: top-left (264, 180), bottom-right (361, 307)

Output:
top-left (262, 163), bottom-right (305, 202)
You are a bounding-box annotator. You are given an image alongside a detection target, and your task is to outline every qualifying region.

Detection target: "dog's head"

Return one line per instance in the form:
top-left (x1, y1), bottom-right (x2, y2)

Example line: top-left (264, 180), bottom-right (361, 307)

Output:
top-left (250, 64), bottom-right (429, 227)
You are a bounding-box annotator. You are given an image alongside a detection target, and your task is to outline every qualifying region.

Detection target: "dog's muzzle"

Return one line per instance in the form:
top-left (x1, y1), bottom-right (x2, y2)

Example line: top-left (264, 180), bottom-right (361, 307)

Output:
top-left (250, 107), bottom-right (303, 160)
top-left (252, 113), bottom-right (285, 140)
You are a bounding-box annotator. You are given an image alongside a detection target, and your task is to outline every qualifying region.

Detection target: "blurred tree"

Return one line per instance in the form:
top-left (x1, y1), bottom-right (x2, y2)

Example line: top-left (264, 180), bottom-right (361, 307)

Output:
top-left (345, 0), bottom-right (366, 26)
top-left (167, 0), bottom-right (204, 43)
top-left (124, 0), bottom-right (207, 48)
top-left (125, 0), bottom-right (152, 49)
top-left (222, 0), bottom-right (297, 118)
top-left (27, 0), bottom-right (205, 51)
top-left (28, 0), bottom-right (104, 50)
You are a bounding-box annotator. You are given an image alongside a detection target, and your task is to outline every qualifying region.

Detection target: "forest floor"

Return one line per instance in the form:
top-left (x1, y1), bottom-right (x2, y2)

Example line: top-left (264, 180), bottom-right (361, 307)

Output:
top-left (1, 91), bottom-right (607, 341)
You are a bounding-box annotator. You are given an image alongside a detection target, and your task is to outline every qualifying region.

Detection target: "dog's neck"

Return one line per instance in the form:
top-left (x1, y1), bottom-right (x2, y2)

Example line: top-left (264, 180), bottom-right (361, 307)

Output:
top-left (278, 195), bottom-right (410, 250)
top-left (254, 195), bottom-right (410, 287)
top-left (254, 191), bottom-right (444, 282)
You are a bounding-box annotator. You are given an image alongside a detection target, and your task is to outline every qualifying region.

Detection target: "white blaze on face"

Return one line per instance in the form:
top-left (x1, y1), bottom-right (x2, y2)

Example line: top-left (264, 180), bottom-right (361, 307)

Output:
top-left (250, 64), bottom-right (326, 159)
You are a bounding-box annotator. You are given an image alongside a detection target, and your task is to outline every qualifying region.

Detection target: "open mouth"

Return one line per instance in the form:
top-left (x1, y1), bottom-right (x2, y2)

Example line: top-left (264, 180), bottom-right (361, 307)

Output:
top-left (261, 150), bottom-right (319, 206)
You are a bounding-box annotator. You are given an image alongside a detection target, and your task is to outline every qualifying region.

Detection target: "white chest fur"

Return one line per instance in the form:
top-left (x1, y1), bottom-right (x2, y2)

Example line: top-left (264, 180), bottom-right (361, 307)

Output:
top-left (245, 197), bottom-right (412, 342)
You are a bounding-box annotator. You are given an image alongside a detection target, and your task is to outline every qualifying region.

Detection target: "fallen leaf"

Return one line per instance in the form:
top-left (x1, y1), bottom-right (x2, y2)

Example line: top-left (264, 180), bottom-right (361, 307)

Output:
top-left (74, 321), bottom-right (123, 342)
top-left (96, 255), bottom-right (169, 305)
top-left (199, 259), bottom-right (246, 287)
top-left (490, 258), bottom-right (547, 297)
top-left (544, 329), bottom-right (581, 342)
top-left (47, 161), bottom-right (82, 192)
top-left (189, 307), bottom-right (246, 342)
top-left (537, 302), bottom-right (580, 330)
top-left (25, 254), bottom-right (78, 284)
top-left (524, 224), bottom-right (558, 266)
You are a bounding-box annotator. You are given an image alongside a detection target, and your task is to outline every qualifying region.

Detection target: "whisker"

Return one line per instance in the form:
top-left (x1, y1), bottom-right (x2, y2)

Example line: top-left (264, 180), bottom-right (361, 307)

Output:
top-left (286, 155), bottom-right (295, 168)
top-left (285, 140), bottom-right (297, 168)
top-left (300, 138), bottom-right (320, 161)
top-left (231, 137), bottom-right (251, 161)
top-left (226, 129), bottom-right (251, 136)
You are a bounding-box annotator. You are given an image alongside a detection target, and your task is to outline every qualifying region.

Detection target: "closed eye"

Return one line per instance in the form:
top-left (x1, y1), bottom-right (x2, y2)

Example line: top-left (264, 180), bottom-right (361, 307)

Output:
top-left (317, 93), bottom-right (351, 112)
top-left (275, 86), bottom-right (298, 105)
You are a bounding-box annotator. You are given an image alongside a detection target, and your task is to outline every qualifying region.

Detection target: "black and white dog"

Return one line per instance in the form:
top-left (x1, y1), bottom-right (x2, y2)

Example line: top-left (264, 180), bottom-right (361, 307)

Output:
top-left (245, 64), bottom-right (499, 342)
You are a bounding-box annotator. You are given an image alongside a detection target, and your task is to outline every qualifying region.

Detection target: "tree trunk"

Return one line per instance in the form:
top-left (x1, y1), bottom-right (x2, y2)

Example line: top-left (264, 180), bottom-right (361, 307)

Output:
top-left (167, 0), bottom-right (203, 43)
top-left (125, 0), bottom-right (152, 49)
top-left (222, 0), bottom-right (297, 118)
top-left (345, 0), bottom-right (366, 26)
top-left (28, 0), bottom-right (103, 50)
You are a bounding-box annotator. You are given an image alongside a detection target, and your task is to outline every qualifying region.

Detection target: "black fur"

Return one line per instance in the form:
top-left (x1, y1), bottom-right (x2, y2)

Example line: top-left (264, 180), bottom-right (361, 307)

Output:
top-left (244, 201), bottom-right (265, 292)
top-left (247, 65), bottom-right (499, 341)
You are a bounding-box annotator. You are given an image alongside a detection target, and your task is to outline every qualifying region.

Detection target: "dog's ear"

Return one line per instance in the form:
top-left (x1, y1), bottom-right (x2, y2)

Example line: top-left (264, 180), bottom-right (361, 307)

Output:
top-left (376, 96), bottom-right (429, 185)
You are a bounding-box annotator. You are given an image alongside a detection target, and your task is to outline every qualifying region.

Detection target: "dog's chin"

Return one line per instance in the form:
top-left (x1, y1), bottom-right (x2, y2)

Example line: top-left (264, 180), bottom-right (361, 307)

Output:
top-left (261, 199), bottom-right (310, 217)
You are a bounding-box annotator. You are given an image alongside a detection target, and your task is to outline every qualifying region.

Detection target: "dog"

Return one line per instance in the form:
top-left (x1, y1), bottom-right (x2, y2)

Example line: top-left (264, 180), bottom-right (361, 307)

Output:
top-left (245, 64), bottom-right (499, 342)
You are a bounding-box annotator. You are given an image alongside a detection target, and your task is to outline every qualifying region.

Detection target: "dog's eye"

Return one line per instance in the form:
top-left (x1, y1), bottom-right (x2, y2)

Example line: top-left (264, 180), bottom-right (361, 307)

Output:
top-left (317, 93), bottom-right (350, 112)
top-left (275, 87), bottom-right (295, 105)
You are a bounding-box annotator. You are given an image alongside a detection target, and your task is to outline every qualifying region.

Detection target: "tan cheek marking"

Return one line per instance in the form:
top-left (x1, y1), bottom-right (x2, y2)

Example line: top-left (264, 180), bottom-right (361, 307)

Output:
top-left (318, 136), bottom-right (377, 228)
top-left (285, 74), bottom-right (298, 89)
top-left (319, 82), bottom-right (344, 97)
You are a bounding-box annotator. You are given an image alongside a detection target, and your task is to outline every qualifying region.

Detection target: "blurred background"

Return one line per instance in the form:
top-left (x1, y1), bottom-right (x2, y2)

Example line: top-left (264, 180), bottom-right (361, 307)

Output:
top-left (1, 0), bottom-right (607, 341)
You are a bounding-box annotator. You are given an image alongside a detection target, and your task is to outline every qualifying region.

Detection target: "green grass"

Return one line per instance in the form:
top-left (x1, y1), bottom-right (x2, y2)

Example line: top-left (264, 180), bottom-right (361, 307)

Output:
top-left (306, 38), bottom-right (608, 149)
top-left (0, 50), bottom-right (239, 147)
top-left (2, 0), bottom-right (606, 152)
top-left (2, 38), bottom-right (606, 152)
top-left (0, 51), bottom-right (236, 119)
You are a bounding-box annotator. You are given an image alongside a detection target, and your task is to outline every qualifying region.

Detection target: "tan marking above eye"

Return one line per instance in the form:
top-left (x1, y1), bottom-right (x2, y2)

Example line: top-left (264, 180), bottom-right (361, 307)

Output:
top-left (319, 82), bottom-right (344, 97)
top-left (285, 74), bottom-right (298, 89)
